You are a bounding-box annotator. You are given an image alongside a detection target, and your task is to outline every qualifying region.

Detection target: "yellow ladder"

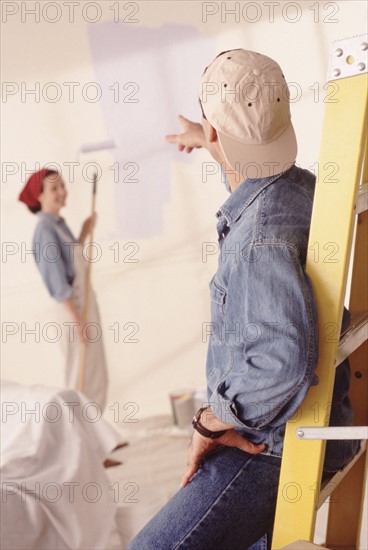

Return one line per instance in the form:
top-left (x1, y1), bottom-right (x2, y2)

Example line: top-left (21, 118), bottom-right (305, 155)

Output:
top-left (272, 34), bottom-right (368, 549)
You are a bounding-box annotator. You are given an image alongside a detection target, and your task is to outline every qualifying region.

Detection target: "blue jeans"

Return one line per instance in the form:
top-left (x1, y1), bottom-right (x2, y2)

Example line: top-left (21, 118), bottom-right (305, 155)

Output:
top-left (128, 446), bottom-right (281, 550)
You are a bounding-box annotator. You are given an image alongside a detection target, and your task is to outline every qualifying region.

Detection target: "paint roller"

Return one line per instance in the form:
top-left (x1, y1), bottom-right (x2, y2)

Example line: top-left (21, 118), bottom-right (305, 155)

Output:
top-left (78, 139), bottom-right (116, 393)
top-left (79, 139), bottom-right (116, 155)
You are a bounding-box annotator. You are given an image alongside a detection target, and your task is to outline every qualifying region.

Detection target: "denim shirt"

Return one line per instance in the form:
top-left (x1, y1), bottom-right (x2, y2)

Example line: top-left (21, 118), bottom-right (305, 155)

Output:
top-left (206, 164), bottom-right (360, 465)
top-left (33, 212), bottom-right (78, 302)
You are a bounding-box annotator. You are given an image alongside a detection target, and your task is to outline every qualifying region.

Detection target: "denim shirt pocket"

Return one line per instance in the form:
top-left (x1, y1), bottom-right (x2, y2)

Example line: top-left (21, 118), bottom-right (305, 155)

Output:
top-left (207, 279), bottom-right (230, 381)
top-left (210, 278), bottom-right (227, 322)
top-left (210, 279), bottom-right (226, 310)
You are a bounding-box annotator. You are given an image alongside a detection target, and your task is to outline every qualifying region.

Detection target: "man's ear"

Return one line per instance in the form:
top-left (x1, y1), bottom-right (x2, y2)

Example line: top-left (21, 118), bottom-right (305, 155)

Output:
top-left (209, 124), bottom-right (218, 143)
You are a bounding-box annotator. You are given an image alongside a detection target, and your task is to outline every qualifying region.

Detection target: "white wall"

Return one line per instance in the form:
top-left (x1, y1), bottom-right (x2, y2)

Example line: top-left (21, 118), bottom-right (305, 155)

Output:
top-left (2, 1), bottom-right (366, 417)
top-left (2, 1), bottom-right (367, 547)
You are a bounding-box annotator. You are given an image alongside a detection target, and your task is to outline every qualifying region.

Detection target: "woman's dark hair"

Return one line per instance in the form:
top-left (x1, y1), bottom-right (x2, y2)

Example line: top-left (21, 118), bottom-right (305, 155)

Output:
top-left (29, 169), bottom-right (59, 213)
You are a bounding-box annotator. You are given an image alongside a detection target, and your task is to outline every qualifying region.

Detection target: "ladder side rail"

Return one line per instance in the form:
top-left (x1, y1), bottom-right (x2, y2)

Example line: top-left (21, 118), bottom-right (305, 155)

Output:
top-left (326, 141), bottom-right (368, 549)
top-left (271, 57), bottom-right (368, 548)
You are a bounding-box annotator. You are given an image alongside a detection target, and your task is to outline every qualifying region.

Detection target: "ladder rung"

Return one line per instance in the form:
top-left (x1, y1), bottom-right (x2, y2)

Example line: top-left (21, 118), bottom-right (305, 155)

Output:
top-left (281, 540), bottom-right (328, 549)
top-left (317, 440), bottom-right (366, 509)
top-left (296, 426), bottom-right (368, 440)
top-left (357, 182), bottom-right (368, 214)
top-left (336, 311), bottom-right (368, 367)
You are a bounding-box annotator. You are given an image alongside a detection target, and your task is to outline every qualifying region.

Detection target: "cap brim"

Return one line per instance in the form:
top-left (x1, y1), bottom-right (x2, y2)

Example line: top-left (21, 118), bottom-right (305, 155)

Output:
top-left (218, 122), bottom-right (297, 179)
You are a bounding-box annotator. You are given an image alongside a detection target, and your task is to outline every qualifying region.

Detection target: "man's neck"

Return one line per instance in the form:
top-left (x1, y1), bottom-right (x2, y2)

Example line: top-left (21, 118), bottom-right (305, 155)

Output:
top-left (228, 172), bottom-right (243, 193)
top-left (222, 161), bottom-right (243, 193)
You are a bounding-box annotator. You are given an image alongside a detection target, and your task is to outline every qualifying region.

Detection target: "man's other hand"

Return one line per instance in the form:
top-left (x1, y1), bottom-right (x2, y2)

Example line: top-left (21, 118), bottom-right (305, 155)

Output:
top-left (180, 429), bottom-right (266, 489)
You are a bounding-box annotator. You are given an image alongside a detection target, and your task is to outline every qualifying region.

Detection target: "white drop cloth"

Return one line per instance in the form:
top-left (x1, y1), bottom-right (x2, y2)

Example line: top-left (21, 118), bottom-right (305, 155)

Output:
top-left (1, 381), bottom-right (122, 550)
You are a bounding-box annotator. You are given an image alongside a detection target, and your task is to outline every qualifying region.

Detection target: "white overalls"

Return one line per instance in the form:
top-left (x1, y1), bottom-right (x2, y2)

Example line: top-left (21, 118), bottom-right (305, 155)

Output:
top-left (49, 221), bottom-right (108, 410)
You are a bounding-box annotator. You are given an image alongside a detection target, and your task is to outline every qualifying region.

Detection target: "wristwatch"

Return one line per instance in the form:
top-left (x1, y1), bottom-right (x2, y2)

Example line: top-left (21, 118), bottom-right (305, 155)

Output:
top-left (192, 407), bottom-right (228, 439)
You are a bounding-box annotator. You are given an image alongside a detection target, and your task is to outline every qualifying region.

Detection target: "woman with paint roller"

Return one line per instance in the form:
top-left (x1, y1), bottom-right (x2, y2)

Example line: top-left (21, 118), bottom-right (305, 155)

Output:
top-left (18, 168), bottom-right (108, 409)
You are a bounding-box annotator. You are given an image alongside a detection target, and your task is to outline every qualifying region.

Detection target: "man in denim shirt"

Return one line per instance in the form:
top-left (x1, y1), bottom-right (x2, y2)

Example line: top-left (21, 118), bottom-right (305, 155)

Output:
top-left (129, 49), bottom-right (358, 550)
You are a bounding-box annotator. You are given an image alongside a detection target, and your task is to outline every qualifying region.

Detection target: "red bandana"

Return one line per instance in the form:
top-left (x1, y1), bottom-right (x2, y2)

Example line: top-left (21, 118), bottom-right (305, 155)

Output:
top-left (18, 168), bottom-right (50, 209)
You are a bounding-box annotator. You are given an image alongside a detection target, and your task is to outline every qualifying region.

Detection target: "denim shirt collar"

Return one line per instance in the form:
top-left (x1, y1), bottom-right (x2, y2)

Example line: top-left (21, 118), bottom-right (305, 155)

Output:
top-left (216, 164), bottom-right (296, 226)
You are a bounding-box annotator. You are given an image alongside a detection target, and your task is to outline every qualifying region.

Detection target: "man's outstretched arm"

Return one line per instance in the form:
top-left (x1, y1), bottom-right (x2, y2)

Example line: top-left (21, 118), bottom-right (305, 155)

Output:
top-left (165, 115), bottom-right (206, 153)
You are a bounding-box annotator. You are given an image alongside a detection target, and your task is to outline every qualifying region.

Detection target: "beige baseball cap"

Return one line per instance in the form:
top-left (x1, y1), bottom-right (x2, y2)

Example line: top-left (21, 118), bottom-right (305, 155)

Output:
top-left (199, 49), bottom-right (297, 178)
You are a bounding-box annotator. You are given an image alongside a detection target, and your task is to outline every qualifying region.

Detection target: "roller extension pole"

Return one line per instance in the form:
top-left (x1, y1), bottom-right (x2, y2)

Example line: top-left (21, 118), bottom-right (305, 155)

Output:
top-left (78, 172), bottom-right (97, 392)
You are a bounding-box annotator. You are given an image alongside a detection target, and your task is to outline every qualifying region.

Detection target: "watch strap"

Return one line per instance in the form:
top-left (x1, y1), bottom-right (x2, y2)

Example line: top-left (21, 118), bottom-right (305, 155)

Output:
top-left (192, 407), bottom-right (228, 439)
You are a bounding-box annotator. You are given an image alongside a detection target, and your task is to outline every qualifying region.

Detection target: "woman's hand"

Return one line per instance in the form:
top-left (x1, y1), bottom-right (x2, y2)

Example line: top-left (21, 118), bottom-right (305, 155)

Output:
top-left (165, 115), bottom-right (206, 153)
top-left (79, 212), bottom-right (97, 244)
